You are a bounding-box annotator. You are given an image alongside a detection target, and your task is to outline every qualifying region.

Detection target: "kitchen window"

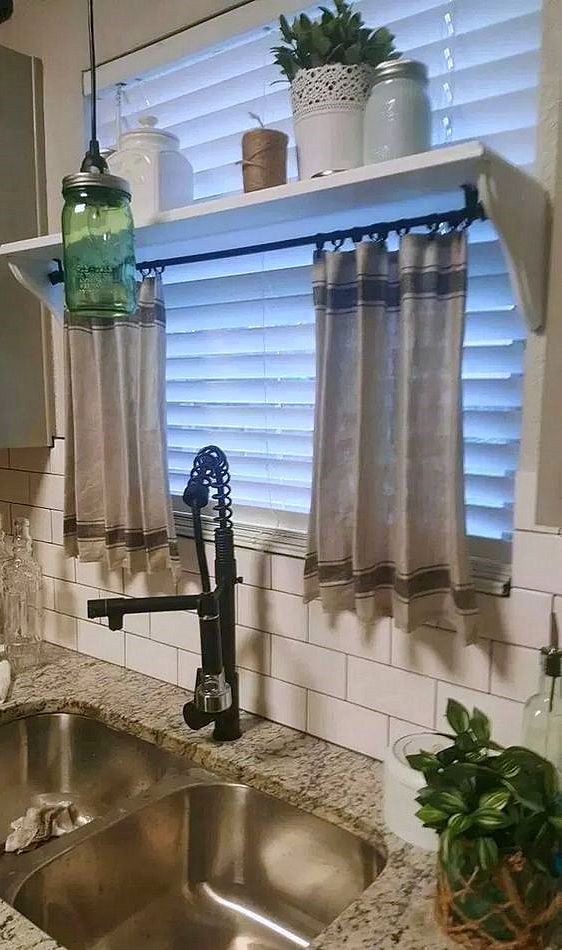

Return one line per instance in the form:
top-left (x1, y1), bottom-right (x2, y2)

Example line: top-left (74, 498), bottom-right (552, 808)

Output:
top-left (91, 0), bottom-right (542, 568)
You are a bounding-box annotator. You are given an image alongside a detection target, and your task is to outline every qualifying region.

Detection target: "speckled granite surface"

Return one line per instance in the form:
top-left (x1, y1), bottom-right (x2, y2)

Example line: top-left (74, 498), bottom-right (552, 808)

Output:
top-left (0, 645), bottom-right (454, 950)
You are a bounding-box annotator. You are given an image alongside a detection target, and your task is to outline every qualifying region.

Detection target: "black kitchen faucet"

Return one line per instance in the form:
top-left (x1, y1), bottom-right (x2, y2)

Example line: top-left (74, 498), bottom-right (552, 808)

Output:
top-left (87, 445), bottom-right (241, 742)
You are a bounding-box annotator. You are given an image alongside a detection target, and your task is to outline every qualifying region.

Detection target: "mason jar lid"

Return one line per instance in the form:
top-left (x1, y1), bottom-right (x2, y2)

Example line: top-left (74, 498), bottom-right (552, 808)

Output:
top-left (62, 172), bottom-right (131, 199)
top-left (541, 646), bottom-right (562, 678)
top-left (373, 59), bottom-right (428, 85)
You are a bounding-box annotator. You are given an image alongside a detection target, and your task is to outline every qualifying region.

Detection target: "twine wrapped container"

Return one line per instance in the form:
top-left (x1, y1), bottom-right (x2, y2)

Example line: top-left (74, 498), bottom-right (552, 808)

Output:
top-left (241, 128), bottom-right (288, 192)
top-left (436, 853), bottom-right (561, 950)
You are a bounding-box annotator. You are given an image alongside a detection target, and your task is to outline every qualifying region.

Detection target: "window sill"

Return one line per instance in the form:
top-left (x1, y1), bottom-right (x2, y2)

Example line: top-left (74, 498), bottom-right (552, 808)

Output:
top-left (173, 509), bottom-right (511, 597)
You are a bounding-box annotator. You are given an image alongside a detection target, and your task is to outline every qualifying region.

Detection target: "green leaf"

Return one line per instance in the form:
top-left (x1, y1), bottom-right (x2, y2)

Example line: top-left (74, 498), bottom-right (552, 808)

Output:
top-left (477, 836), bottom-right (499, 872)
top-left (430, 790), bottom-right (468, 815)
top-left (406, 752), bottom-right (441, 773)
top-left (448, 813), bottom-right (473, 836)
top-left (505, 773), bottom-right (545, 813)
top-left (548, 814), bottom-right (562, 831)
top-left (343, 42), bottom-right (361, 64)
top-left (479, 789), bottom-right (510, 811)
top-left (436, 746), bottom-right (458, 767)
top-left (279, 14), bottom-right (292, 42)
top-left (493, 752), bottom-right (521, 779)
top-left (470, 707), bottom-right (491, 744)
top-left (416, 804), bottom-right (448, 828)
top-left (473, 807), bottom-right (513, 830)
top-left (543, 761), bottom-right (559, 800)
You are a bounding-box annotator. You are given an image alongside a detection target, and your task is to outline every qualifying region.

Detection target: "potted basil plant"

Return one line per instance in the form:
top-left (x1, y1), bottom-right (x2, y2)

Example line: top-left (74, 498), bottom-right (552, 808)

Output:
top-left (272, 0), bottom-right (398, 179)
top-left (408, 700), bottom-right (562, 950)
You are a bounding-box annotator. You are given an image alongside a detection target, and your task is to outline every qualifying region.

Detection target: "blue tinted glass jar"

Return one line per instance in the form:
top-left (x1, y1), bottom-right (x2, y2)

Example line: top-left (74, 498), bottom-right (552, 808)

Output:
top-left (62, 172), bottom-right (137, 316)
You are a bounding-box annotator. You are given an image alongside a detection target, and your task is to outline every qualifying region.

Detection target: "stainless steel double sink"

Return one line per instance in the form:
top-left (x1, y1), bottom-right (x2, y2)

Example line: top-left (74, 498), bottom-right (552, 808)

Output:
top-left (0, 713), bottom-right (383, 949)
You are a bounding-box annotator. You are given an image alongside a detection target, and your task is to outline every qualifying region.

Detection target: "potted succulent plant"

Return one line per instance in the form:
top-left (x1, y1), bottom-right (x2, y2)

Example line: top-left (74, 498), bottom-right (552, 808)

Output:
top-left (408, 700), bottom-right (562, 950)
top-left (272, 0), bottom-right (398, 179)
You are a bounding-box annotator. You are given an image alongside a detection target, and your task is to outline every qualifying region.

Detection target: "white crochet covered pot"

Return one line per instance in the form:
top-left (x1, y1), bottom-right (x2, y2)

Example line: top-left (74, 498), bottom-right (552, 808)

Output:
top-left (290, 63), bottom-right (376, 179)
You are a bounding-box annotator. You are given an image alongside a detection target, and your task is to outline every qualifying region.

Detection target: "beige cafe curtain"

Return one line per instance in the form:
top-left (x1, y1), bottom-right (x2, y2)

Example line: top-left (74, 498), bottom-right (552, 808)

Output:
top-left (304, 233), bottom-right (479, 642)
top-left (64, 276), bottom-right (179, 575)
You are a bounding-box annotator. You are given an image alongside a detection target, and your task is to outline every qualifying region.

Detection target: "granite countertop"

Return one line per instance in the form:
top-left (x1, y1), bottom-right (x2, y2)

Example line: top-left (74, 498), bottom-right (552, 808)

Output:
top-left (0, 645), bottom-right (453, 950)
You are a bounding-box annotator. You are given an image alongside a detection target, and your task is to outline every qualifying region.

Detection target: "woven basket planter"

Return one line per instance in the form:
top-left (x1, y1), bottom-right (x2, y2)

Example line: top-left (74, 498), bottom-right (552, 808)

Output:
top-left (436, 853), bottom-right (561, 950)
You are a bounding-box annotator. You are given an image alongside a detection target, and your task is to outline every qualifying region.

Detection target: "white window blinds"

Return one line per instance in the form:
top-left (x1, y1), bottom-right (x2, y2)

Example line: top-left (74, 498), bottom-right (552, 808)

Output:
top-left (96, 0), bottom-right (542, 542)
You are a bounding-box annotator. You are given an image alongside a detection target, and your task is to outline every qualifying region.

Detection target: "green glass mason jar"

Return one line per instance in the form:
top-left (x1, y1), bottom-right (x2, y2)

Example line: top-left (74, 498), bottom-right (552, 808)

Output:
top-left (61, 172), bottom-right (137, 316)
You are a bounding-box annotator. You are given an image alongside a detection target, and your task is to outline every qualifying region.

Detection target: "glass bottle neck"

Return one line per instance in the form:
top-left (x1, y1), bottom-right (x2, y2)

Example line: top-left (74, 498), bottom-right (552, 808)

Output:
top-left (537, 669), bottom-right (562, 699)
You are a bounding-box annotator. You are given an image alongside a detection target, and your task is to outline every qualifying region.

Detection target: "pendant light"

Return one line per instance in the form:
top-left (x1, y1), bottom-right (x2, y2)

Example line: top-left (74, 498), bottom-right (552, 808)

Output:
top-left (61, 0), bottom-right (137, 316)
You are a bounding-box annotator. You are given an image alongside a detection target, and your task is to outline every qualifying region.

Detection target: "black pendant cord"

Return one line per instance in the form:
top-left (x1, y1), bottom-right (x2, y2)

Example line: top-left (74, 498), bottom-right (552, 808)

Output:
top-left (48, 185), bottom-right (486, 285)
top-left (80, 0), bottom-right (107, 174)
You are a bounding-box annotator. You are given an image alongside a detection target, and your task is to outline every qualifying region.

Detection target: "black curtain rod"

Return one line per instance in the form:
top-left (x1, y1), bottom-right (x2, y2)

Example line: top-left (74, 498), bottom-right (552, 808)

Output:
top-left (48, 185), bottom-right (486, 285)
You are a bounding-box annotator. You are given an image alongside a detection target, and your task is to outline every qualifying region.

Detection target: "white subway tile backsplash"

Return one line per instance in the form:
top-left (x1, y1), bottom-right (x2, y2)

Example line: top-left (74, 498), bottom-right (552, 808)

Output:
top-left (49, 439), bottom-right (66, 476)
top-left (54, 579), bottom-right (96, 620)
top-left (490, 642), bottom-right (540, 703)
top-left (35, 542), bottom-right (75, 582)
top-left (0, 469), bottom-right (28, 504)
top-left (389, 717), bottom-right (434, 747)
top-left (177, 537), bottom-right (215, 577)
top-left (124, 569), bottom-right (175, 598)
top-left (238, 668), bottom-right (307, 731)
top-left (236, 625), bottom-right (271, 674)
top-left (150, 610), bottom-right (199, 652)
top-left (309, 602), bottom-right (391, 664)
top-left (50, 509), bottom-right (64, 545)
top-left (236, 547), bottom-right (271, 588)
top-left (307, 692), bottom-right (388, 759)
top-left (75, 560), bottom-right (122, 593)
top-left (9, 447), bottom-right (51, 473)
top-left (479, 588), bottom-right (552, 648)
top-left (10, 442), bottom-right (562, 761)
top-left (29, 473), bottom-right (64, 511)
top-left (271, 637), bottom-right (346, 696)
top-left (12, 504), bottom-right (51, 543)
top-left (271, 554), bottom-right (303, 595)
top-left (514, 470), bottom-right (558, 533)
top-left (391, 625), bottom-right (490, 691)
top-left (238, 585), bottom-right (306, 641)
top-left (347, 657), bottom-right (436, 727)
top-left (436, 683), bottom-right (524, 748)
top-left (77, 618), bottom-right (124, 666)
top-left (97, 589), bottom-right (150, 638)
top-left (42, 576), bottom-right (55, 611)
top-left (126, 632), bottom-right (177, 684)
top-left (44, 609), bottom-right (77, 650)
top-left (512, 531), bottom-right (562, 593)
top-left (0, 501), bottom-right (10, 534)
top-left (178, 649), bottom-right (200, 690)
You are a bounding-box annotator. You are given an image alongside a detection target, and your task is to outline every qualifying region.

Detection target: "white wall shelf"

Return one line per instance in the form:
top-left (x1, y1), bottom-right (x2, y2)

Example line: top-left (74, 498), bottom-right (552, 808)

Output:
top-left (0, 141), bottom-right (550, 331)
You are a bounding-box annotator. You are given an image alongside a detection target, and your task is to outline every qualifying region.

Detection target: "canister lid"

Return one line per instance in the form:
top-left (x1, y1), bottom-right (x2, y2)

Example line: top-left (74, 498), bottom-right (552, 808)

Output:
top-left (541, 646), bottom-right (562, 678)
top-left (120, 115), bottom-right (180, 147)
top-left (373, 58), bottom-right (428, 85)
top-left (62, 172), bottom-right (131, 198)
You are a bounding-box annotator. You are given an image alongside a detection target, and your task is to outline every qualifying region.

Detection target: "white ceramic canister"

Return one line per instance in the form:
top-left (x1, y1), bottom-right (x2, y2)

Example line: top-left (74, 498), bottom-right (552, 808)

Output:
top-left (108, 116), bottom-right (194, 225)
top-left (364, 59), bottom-right (431, 164)
top-left (291, 63), bottom-right (376, 179)
top-left (384, 732), bottom-right (449, 850)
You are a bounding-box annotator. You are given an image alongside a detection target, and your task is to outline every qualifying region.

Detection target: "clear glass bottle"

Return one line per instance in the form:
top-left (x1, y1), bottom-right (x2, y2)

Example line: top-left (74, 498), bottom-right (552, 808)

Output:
top-left (62, 172), bottom-right (137, 316)
top-left (1, 518), bottom-right (44, 673)
top-left (522, 647), bottom-right (562, 773)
